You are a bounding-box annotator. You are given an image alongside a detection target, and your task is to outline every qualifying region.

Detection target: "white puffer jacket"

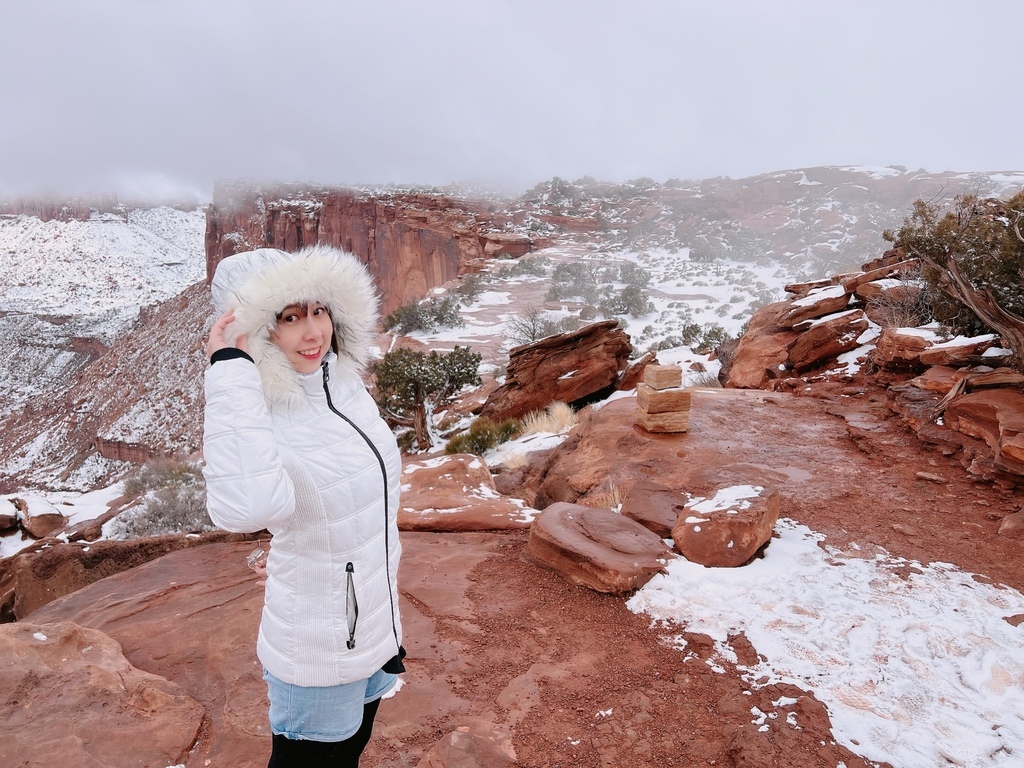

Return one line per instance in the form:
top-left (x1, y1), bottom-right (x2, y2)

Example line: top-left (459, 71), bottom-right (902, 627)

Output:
top-left (202, 245), bottom-right (403, 687)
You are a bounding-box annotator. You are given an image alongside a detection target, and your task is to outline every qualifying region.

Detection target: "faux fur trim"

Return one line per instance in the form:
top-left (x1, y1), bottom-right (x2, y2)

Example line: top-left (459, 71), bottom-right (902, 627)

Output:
top-left (210, 245), bottom-right (380, 409)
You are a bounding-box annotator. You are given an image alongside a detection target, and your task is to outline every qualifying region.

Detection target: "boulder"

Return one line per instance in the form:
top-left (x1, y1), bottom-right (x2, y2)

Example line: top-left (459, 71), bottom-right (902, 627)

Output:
top-left (788, 309), bottom-right (869, 372)
top-left (399, 454), bottom-right (538, 531)
top-left (9, 495), bottom-right (66, 539)
top-left (619, 480), bottom-right (688, 538)
top-left (998, 511), bottom-right (1024, 539)
top-left (672, 485), bottom-right (781, 567)
top-left (481, 320), bottom-right (632, 421)
top-left (725, 302), bottom-right (799, 389)
top-left (0, 621), bottom-right (204, 768)
top-left (0, 511), bottom-right (18, 534)
top-left (777, 285), bottom-right (852, 329)
top-left (25, 541), bottom-right (273, 766)
top-left (944, 389), bottom-right (1024, 476)
top-left (523, 503), bottom-right (673, 594)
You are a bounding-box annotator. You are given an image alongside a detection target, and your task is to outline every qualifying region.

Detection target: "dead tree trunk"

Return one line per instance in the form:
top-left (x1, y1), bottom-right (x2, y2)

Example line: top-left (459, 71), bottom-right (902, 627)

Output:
top-left (921, 253), bottom-right (1024, 372)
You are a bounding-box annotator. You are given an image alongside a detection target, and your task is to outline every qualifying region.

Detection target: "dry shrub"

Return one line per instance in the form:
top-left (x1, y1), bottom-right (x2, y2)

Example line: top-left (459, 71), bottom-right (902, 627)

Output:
top-left (122, 456), bottom-right (203, 498)
top-left (687, 371), bottom-right (723, 388)
top-left (496, 451), bottom-right (528, 470)
top-left (520, 401), bottom-right (578, 436)
top-left (866, 283), bottom-right (931, 328)
top-left (445, 416), bottom-right (520, 456)
top-left (108, 458), bottom-right (212, 539)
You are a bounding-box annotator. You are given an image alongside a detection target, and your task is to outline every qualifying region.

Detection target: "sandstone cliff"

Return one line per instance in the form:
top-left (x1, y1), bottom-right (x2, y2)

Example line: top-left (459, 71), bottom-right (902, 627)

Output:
top-left (204, 182), bottom-right (536, 313)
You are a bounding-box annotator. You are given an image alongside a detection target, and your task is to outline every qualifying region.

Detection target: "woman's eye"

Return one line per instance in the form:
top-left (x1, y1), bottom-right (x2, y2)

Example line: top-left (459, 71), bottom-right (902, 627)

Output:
top-left (313, 306), bottom-right (326, 315)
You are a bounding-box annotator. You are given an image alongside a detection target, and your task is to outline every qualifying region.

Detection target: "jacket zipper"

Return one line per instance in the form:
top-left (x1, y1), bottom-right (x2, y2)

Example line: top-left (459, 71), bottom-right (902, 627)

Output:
top-left (345, 562), bottom-right (358, 649)
top-left (322, 361), bottom-right (401, 654)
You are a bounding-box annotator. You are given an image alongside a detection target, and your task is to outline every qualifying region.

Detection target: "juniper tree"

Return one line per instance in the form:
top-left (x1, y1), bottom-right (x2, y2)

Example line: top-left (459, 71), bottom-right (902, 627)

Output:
top-left (887, 191), bottom-right (1024, 369)
top-left (372, 346), bottom-right (482, 450)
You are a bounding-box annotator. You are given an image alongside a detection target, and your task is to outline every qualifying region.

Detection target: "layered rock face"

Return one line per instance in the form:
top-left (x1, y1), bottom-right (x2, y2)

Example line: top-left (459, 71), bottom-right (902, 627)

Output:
top-left (204, 182), bottom-right (535, 313)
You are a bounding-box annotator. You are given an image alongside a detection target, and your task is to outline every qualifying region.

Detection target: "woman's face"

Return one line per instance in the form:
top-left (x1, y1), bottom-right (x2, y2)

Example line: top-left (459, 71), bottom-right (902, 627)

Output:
top-left (270, 302), bottom-right (334, 374)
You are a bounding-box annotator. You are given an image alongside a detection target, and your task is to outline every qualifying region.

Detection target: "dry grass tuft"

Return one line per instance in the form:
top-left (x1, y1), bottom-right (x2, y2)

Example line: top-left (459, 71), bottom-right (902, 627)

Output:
top-left (579, 484), bottom-right (623, 510)
top-left (520, 401), bottom-right (578, 436)
top-left (497, 451), bottom-right (528, 470)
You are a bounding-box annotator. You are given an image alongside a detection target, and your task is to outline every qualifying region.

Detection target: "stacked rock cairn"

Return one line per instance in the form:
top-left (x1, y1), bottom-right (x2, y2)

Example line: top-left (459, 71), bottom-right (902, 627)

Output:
top-left (635, 364), bottom-right (691, 433)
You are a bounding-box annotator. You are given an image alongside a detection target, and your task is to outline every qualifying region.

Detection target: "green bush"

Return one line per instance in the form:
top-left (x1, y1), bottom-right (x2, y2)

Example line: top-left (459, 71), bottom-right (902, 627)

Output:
top-left (599, 285), bottom-right (654, 318)
top-left (546, 262), bottom-right (602, 302)
top-left (383, 296), bottom-right (464, 334)
top-left (445, 417), bottom-right (521, 456)
top-left (454, 273), bottom-right (486, 304)
top-left (618, 262), bottom-right (652, 288)
top-left (655, 322), bottom-right (733, 354)
top-left (122, 457), bottom-right (202, 498)
top-left (496, 255), bottom-right (550, 279)
top-left (887, 192), bottom-right (1024, 336)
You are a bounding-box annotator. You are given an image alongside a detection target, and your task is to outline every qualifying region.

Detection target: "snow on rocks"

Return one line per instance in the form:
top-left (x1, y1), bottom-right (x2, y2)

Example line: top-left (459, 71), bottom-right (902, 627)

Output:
top-left (671, 485), bottom-right (781, 568)
top-left (7, 495), bottom-right (66, 539)
top-left (777, 284), bottom-right (852, 329)
top-left (788, 308), bottom-right (869, 372)
top-left (874, 326), bottom-right (1003, 369)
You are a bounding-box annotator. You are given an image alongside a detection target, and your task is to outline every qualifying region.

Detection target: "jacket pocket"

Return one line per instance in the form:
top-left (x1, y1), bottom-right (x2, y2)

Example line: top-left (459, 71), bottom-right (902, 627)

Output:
top-left (345, 562), bottom-right (359, 649)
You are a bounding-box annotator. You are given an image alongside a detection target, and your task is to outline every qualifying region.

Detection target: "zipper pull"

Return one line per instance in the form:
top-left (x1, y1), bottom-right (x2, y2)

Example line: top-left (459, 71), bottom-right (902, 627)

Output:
top-left (321, 359), bottom-right (330, 383)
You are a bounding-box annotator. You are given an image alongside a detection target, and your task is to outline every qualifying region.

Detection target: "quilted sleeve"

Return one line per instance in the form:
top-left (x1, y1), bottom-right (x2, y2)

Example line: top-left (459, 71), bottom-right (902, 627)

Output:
top-left (202, 358), bottom-right (295, 532)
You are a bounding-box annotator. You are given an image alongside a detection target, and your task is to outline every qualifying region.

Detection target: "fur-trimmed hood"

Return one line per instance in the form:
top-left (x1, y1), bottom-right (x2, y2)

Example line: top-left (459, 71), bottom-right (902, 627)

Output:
top-left (211, 245), bottom-right (380, 408)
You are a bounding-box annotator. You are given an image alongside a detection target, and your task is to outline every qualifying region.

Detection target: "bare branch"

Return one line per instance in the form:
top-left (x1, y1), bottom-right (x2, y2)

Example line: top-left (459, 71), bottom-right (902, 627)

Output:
top-left (919, 253), bottom-right (1024, 374)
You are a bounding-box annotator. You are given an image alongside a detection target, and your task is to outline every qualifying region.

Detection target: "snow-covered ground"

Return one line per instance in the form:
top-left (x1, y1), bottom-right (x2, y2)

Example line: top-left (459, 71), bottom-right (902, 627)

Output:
top-left (0, 207), bottom-right (206, 339)
top-left (0, 206), bottom-right (207, 418)
top-left (628, 515), bottom-right (1024, 768)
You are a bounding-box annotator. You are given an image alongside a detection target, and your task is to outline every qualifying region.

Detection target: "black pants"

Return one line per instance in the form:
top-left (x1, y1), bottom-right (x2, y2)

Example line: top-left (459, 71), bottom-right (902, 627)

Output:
top-left (267, 697), bottom-right (382, 768)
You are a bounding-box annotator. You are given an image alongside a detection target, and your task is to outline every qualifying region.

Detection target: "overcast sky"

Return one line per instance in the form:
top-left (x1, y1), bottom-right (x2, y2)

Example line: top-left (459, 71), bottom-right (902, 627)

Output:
top-left (3, 0), bottom-right (1023, 202)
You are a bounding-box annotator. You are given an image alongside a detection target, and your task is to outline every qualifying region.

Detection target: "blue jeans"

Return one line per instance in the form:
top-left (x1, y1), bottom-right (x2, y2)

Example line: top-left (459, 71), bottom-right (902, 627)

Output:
top-left (263, 667), bottom-right (397, 741)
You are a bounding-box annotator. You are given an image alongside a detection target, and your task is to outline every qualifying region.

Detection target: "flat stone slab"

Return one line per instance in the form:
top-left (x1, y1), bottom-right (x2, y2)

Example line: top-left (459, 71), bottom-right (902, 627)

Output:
top-left (524, 502), bottom-right (673, 594)
top-left (620, 479), bottom-right (688, 538)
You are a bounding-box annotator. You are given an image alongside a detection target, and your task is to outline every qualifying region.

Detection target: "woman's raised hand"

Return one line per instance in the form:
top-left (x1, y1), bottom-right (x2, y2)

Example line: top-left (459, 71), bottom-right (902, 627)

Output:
top-left (207, 310), bottom-right (248, 357)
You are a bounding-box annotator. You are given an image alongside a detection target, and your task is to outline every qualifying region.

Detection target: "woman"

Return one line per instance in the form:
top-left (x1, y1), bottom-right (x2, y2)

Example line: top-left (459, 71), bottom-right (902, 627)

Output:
top-left (202, 245), bottom-right (404, 767)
